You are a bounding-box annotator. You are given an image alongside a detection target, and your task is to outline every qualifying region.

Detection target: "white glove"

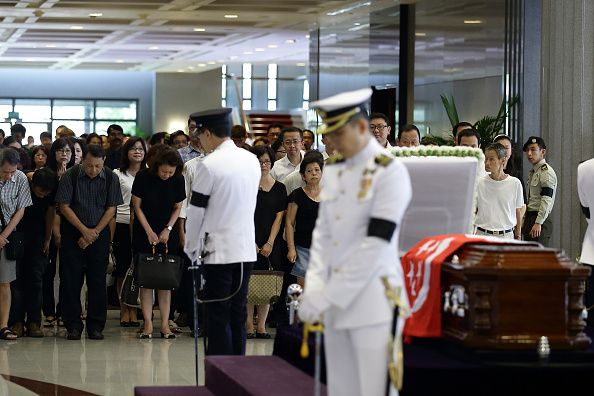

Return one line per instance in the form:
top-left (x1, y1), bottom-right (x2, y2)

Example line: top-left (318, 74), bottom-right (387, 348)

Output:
top-left (298, 290), bottom-right (331, 324)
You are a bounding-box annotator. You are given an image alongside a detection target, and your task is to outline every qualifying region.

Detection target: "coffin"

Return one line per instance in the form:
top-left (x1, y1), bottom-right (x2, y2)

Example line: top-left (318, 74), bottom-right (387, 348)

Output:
top-left (441, 244), bottom-right (592, 350)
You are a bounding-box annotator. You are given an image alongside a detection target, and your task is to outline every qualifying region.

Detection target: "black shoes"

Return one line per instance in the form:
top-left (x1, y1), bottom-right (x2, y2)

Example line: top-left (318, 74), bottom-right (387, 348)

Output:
top-left (87, 330), bottom-right (104, 340)
top-left (66, 330), bottom-right (81, 340)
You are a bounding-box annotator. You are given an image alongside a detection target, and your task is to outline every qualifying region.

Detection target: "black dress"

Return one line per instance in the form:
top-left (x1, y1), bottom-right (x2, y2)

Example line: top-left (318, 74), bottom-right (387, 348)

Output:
top-left (254, 181), bottom-right (287, 270)
top-left (131, 169), bottom-right (186, 255)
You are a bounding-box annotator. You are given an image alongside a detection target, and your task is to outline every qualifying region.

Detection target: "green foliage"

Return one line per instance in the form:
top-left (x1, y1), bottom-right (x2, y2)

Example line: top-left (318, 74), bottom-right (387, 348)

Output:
top-left (440, 94), bottom-right (460, 127)
top-left (421, 133), bottom-right (454, 146)
top-left (440, 94), bottom-right (520, 149)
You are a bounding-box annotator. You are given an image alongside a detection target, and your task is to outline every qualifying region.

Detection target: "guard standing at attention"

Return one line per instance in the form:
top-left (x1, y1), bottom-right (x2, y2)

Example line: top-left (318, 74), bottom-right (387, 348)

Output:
top-left (298, 88), bottom-right (412, 396)
top-left (521, 136), bottom-right (557, 246)
top-left (184, 108), bottom-right (260, 355)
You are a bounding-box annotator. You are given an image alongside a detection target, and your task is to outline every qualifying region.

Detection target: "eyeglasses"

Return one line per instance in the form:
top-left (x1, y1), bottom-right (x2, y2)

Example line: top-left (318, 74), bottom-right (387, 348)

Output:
top-left (283, 139), bottom-right (302, 146)
top-left (56, 148), bottom-right (71, 154)
top-left (369, 124), bottom-right (388, 131)
top-left (129, 147), bottom-right (144, 152)
top-left (259, 160), bottom-right (271, 165)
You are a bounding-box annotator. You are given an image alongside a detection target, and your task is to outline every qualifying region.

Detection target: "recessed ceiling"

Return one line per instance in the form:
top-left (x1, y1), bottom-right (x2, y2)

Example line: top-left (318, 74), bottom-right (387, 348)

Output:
top-left (0, 0), bottom-right (505, 83)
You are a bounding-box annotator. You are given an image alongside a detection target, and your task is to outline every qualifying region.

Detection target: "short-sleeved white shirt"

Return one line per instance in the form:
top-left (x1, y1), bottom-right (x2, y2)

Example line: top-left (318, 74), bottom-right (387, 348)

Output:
top-left (475, 175), bottom-right (524, 231)
top-left (113, 169), bottom-right (135, 224)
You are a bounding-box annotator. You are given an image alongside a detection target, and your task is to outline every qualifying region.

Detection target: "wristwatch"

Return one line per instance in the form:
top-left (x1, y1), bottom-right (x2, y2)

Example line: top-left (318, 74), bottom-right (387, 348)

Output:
top-left (167, 225), bottom-right (173, 231)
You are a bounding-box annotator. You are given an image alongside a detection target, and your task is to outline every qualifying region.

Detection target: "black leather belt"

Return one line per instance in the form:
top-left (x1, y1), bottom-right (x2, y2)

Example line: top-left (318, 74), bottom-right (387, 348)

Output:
top-left (476, 227), bottom-right (513, 236)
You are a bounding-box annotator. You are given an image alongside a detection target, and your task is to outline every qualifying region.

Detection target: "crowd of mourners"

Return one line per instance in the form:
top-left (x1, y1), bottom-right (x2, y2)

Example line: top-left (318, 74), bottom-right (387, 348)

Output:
top-left (0, 111), bottom-right (557, 341)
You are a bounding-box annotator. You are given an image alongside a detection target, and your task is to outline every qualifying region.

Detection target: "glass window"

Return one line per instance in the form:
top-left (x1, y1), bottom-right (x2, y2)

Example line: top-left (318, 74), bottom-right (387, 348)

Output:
top-left (96, 100), bottom-right (136, 120)
top-left (0, 99), bottom-right (13, 122)
top-left (95, 121), bottom-right (136, 136)
top-left (52, 120), bottom-right (94, 135)
top-left (22, 122), bottom-right (51, 144)
top-left (14, 99), bottom-right (51, 122)
top-left (53, 100), bottom-right (94, 120)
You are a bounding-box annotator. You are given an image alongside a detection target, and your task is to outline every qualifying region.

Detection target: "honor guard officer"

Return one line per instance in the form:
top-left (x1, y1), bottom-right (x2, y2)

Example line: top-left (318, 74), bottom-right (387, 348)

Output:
top-left (577, 158), bottom-right (594, 327)
top-left (299, 88), bottom-right (412, 396)
top-left (184, 108), bottom-right (260, 355)
top-left (522, 136), bottom-right (557, 246)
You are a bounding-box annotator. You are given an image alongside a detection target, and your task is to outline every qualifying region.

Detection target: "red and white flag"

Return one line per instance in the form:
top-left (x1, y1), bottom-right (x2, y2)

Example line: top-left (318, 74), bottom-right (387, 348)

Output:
top-left (401, 234), bottom-right (522, 339)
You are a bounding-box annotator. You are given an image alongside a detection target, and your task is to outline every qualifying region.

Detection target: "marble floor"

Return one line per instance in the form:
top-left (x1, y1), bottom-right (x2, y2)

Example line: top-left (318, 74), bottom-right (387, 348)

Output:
top-left (0, 311), bottom-right (275, 396)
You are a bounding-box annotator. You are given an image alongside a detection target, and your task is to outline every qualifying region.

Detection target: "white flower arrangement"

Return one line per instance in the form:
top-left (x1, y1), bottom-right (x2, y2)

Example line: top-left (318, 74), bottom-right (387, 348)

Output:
top-left (389, 145), bottom-right (484, 162)
top-left (390, 145), bottom-right (485, 233)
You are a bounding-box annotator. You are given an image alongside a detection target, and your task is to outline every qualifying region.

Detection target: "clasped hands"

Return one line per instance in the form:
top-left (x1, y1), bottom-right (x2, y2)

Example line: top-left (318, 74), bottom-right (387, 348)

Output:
top-left (77, 227), bottom-right (99, 249)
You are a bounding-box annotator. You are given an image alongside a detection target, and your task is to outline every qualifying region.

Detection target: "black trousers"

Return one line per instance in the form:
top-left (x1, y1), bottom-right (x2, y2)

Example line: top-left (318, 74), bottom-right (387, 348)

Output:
top-left (203, 262), bottom-right (253, 355)
top-left (42, 241), bottom-right (61, 317)
top-left (60, 228), bottom-right (110, 334)
top-left (522, 211), bottom-right (553, 246)
top-left (9, 235), bottom-right (47, 325)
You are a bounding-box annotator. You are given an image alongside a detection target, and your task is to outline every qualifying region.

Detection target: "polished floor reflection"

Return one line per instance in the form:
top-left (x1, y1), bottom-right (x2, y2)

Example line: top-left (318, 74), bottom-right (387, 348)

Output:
top-left (0, 311), bottom-right (275, 396)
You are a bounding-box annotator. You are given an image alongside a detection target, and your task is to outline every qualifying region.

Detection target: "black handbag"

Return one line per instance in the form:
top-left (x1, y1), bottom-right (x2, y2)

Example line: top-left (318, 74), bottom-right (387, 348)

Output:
top-left (120, 262), bottom-right (141, 307)
top-left (0, 215), bottom-right (24, 261)
top-left (136, 244), bottom-right (183, 290)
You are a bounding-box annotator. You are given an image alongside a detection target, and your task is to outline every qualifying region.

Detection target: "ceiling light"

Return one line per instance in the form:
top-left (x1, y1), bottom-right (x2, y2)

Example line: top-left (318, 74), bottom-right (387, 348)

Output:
top-left (207, 61), bottom-right (216, 64)
top-left (45, 44), bottom-right (56, 48)
top-left (285, 39), bottom-right (296, 44)
top-left (70, 26), bottom-right (84, 30)
top-left (116, 60), bottom-right (124, 63)
top-left (267, 44), bottom-right (278, 48)
top-left (198, 63), bottom-right (206, 67)
top-left (229, 55), bottom-right (238, 60)
top-left (296, 63), bottom-right (306, 66)
top-left (353, 22), bottom-right (361, 26)
top-left (188, 66), bottom-right (195, 70)
top-left (464, 20), bottom-right (483, 24)
top-left (243, 51), bottom-right (252, 55)
top-left (255, 48), bottom-right (265, 52)
top-left (224, 14), bottom-right (238, 19)
top-left (415, 32), bottom-right (426, 37)
top-left (88, 13), bottom-right (103, 17)
top-left (217, 59), bottom-right (224, 63)
top-left (305, 34), bottom-right (310, 38)
top-left (149, 46), bottom-right (159, 50)
top-left (193, 28), bottom-right (206, 32)
top-left (177, 69), bottom-right (184, 73)
top-left (25, 58), bottom-right (35, 62)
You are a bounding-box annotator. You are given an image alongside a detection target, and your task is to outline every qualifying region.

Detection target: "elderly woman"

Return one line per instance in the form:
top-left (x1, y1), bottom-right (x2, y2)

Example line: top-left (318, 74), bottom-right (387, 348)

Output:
top-left (285, 151), bottom-right (324, 286)
top-left (131, 147), bottom-right (185, 339)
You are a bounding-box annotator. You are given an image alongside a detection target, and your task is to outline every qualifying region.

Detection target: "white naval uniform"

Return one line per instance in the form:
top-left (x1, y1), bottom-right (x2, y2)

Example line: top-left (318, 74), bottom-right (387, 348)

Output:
top-left (179, 154), bottom-right (204, 220)
top-left (303, 138), bottom-right (412, 396)
top-left (184, 139), bottom-right (260, 265)
top-left (578, 158), bottom-right (594, 265)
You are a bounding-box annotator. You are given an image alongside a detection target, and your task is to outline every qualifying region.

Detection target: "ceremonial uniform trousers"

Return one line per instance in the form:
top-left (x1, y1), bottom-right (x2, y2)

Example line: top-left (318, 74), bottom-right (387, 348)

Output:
top-left (578, 158), bottom-right (594, 328)
top-left (305, 139), bottom-right (412, 396)
top-left (522, 159), bottom-right (557, 246)
top-left (184, 140), bottom-right (260, 355)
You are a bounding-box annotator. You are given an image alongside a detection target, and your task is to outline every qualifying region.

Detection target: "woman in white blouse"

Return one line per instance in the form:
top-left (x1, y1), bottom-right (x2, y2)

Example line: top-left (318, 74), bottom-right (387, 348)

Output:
top-left (112, 137), bottom-right (147, 327)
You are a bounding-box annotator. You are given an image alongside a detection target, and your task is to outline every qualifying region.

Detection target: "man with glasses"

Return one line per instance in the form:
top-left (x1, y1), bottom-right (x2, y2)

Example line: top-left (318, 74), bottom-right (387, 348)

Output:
top-left (369, 112), bottom-right (393, 149)
top-left (270, 127), bottom-right (304, 182)
top-left (178, 117), bottom-right (202, 163)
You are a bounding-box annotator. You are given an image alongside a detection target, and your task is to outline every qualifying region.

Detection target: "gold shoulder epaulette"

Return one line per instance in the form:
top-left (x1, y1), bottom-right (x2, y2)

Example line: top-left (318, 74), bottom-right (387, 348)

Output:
top-left (375, 153), bottom-right (394, 167)
top-left (540, 163), bottom-right (548, 171)
top-left (326, 154), bottom-right (345, 165)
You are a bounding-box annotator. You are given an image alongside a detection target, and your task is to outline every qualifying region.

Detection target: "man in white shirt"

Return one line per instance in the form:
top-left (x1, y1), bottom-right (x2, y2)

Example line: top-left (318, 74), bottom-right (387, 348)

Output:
top-left (269, 127), bottom-right (303, 182)
top-left (474, 143), bottom-right (524, 239)
top-left (370, 112), bottom-right (393, 149)
top-left (184, 108), bottom-right (260, 355)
